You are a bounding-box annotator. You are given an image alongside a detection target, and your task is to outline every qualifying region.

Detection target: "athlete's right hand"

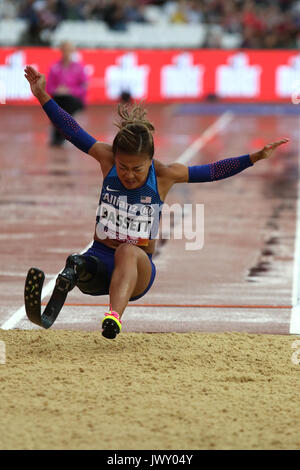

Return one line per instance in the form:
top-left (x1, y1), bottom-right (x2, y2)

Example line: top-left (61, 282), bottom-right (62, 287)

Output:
top-left (24, 65), bottom-right (46, 98)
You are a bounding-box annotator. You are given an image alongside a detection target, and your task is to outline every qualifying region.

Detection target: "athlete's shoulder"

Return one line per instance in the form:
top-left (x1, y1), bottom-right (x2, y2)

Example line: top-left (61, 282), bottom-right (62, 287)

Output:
top-left (89, 141), bottom-right (113, 163)
top-left (153, 158), bottom-right (166, 174)
top-left (153, 159), bottom-right (188, 183)
top-left (89, 141), bottom-right (114, 176)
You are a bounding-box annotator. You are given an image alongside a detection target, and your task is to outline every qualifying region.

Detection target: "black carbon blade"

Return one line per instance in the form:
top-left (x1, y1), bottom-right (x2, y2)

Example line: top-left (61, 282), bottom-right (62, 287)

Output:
top-left (24, 268), bottom-right (45, 327)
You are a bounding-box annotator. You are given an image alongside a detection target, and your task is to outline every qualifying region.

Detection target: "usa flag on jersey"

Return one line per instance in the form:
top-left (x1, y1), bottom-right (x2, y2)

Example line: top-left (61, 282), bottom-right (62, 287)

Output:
top-left (141, 196), bottom-right (151, 203)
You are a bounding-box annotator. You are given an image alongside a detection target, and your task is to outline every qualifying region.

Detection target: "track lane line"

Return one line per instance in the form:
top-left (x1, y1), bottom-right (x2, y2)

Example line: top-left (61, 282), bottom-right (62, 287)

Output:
top-left (176, 111), bottom-right (234, 164)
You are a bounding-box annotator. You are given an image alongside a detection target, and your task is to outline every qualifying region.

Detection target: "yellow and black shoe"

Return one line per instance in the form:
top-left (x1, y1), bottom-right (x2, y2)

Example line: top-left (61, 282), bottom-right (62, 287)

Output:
top-left (102, 311), bottom-right (122, 339)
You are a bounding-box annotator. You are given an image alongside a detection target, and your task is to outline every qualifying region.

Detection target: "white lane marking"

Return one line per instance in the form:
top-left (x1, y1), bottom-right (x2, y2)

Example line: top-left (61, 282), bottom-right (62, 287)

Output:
top-left (290, 116), bottom-right (300, 334)
top-left (0, 271), bottom-right (58, 277)
top-left (1, 242), bottom-right (92, 330)
top-left (176, 111), bottom-right (234, 165)
top-left (0, 233), bottom-right (36, 240)
top-left (46, 248), bottom-right (79, 254)
top-left (1, 112), bottom-right (234, 330)
top-left (0, 231), bottom-right (69, 239)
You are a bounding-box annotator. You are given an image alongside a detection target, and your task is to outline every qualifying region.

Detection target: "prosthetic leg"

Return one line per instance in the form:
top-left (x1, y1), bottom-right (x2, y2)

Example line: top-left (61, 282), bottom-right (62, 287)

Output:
top-left (24, 254), bottom-right (109, 329)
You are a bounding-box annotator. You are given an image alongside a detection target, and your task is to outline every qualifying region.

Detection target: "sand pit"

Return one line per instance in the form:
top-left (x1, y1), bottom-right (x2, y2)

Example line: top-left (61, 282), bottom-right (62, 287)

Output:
top-left (0, 329), bottom-right (300, 450)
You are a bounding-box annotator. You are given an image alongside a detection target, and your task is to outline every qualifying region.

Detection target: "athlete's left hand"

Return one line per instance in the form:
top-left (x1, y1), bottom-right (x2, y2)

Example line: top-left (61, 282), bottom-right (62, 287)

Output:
top-left (259, 138), bottom-right (289, 160)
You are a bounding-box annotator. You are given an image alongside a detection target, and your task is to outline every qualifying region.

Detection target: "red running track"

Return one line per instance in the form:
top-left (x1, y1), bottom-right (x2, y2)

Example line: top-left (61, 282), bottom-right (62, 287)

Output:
top-left (0, 104), bottom-right (298, 334)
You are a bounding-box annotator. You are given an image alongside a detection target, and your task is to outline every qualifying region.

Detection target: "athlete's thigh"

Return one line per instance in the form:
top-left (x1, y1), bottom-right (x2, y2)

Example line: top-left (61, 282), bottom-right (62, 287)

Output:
top-left (132, 250), bottom-right (153, 297)
top-left (114, 244), bottom-right (153, 297)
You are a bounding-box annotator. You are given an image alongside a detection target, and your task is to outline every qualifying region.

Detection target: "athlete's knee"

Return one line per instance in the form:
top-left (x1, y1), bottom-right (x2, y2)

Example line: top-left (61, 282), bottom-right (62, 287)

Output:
top-left (114, 243), bottom-right (139, 261)
top-left (65, 254), bottom-right (87, 278)
top-left (59, 253), bottom-right (109, 295)
top-left (56, 253), bottom-right (85, 293)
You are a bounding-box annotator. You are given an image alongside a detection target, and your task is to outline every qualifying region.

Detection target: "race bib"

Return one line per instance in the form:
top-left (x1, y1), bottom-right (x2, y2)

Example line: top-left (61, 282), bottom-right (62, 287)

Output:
top-left (96, 202), bottom-right (155, 246)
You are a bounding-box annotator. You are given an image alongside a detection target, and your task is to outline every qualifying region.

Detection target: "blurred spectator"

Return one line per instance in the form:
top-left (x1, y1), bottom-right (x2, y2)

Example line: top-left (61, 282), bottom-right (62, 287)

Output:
top-left (0, 0), bottom-right (19, 19)
top-left (39, 0), bottom-right (61, 30)
top-left (63, 0), bottom-right (85, 20)
top-left (124, 0), bottom-right (148, 23)
top-left (221, 1), bottom-right (243, 34)
top-left (242, 0), bottom-right (264, 32)
top-left (102, 0), bottom-right (127, 31)
top-left (5, 0), bottom-right (300, 49)
top-left (82, 0), bottom-right (106, 20)
top-left (186, 1), bottom-right (203, 24)
top-left (19, 0), bottom-right (42, 44)
top-left (170, 0), bottom-right (189, 23)
top-left (203, 27), bottom-right (223, 48)
top-left (19, 0), bottom-right (62, 45)
top-left (169, 0), bottom-right (203, 24)
top-left (46, 41), bottom-right (87, 146)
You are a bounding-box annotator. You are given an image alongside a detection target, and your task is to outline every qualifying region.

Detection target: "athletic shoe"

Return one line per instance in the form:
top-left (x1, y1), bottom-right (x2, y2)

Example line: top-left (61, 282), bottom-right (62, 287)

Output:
top-left (102, 311), bottom-right (122, 339)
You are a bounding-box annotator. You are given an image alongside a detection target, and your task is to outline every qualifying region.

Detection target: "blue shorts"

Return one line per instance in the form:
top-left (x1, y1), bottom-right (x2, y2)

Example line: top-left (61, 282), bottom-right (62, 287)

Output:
top-left (82, 240), bottom-right (156, 301)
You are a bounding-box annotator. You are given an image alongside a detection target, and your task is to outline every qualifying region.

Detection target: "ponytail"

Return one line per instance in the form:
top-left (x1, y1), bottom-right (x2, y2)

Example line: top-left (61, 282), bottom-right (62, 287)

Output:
top-left (112, 102), bottom-right (155, 158)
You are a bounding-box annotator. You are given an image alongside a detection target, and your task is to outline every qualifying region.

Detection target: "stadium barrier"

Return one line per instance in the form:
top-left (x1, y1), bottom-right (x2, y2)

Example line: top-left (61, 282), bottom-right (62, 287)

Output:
top-left (0, 47), bottom-right (299, 104)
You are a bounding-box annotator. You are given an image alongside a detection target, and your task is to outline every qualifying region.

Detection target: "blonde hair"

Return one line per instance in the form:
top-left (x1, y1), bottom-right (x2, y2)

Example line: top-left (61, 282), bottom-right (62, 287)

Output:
top-left (112, 102), bottom-right (155, 158)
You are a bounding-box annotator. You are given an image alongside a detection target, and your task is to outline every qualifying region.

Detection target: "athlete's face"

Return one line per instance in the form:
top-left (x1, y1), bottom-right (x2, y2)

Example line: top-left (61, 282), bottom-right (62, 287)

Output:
top-left (115, 152), bottom-right (152, 189)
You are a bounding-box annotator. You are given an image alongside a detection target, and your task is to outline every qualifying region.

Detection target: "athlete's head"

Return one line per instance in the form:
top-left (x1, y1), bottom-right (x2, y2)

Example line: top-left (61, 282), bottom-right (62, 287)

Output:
top-left (112, 103), bottom-right (155, 189)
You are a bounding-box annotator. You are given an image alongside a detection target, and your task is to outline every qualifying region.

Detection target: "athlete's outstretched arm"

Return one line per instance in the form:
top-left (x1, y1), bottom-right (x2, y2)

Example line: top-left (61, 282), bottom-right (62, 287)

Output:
top-left (24, 65), bottom-right (112, 170)
top-left (162, 139), bottom-right (289, 186)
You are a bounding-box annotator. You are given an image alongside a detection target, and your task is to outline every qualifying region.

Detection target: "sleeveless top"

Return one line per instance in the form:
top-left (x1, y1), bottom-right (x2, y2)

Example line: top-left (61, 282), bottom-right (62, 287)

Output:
top-left (95, 162), bottom-right (163, 246)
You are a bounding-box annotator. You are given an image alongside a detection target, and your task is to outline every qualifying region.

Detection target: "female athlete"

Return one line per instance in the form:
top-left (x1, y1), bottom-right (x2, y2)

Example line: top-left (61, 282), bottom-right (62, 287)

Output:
top-left (24, 65), bottom-right (289, 339)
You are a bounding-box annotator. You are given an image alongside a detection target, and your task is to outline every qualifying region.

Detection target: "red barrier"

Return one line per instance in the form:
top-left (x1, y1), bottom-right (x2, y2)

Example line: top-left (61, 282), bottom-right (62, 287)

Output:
top-left (0, 47), bottom-right (299, 104)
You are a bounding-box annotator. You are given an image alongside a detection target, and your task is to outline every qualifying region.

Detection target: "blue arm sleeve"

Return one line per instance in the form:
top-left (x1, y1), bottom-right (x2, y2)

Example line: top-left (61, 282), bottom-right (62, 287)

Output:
top-left (188, 154), bottom-right (253, 183)
top-left (43, 99), bottom-right (97, 154)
